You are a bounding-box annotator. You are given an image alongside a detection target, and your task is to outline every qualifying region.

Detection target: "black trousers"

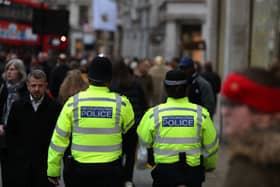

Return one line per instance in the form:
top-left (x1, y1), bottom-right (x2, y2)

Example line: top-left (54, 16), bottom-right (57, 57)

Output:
top-left (151, 162), bottom-right (205, 187)
top-left (7, 158), bottom-right (54, 187)
top-left (0, 148), bottom-right (8, 187)
top-left (122, 127), bottom-right (138, 182)
top-left (64, 158), bottom-right (122, 187)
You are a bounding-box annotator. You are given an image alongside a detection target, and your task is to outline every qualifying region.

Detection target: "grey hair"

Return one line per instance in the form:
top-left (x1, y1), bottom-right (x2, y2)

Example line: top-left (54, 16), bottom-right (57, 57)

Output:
top-left (2, 58), bottom-right (27, 82)
top-left (27, 69), bottom-right (47, 82)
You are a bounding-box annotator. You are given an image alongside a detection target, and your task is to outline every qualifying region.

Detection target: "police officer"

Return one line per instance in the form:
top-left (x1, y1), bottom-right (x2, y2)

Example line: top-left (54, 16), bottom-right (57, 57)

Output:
top-left (47, 56), bottom-right (135, 187)
top-left (137, 69), bottom-right (219, 187)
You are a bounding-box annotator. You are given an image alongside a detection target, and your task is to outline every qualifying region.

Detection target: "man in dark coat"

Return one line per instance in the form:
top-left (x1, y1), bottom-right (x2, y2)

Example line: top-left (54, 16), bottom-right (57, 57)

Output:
top-left (6, 69), bottom-right (61, 187)
top-left (49, 53), bottom-right (70, 98)
top-left (179, 57), bottom-right (215, 117)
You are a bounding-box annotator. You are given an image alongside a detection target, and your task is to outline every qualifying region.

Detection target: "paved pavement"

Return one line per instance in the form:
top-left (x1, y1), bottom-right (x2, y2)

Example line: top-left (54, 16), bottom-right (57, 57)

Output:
top-left (0, 144), bottom-right (228, 187)
top-left (133, 144), bottom-right (229, 187)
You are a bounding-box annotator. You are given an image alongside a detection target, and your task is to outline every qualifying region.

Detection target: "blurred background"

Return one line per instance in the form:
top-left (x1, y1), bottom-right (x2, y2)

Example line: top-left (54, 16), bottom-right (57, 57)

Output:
top-left (0, 0), bottom-right (279, 76)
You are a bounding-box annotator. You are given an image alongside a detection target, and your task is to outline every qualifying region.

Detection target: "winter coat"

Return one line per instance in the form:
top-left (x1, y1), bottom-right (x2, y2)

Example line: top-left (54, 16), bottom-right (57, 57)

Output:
top-left (224, 128), bottom-right (280, 187)
top-left (6, 95), bottom-right (61, 160)
top-left (0, 83), bottom-right (28, 148)
top-left (6, 94), bottom-right (61, 187)
top-left (148, 64), bottom-right (171, 107)
top-left (49, 64), bottom-right (70, 98)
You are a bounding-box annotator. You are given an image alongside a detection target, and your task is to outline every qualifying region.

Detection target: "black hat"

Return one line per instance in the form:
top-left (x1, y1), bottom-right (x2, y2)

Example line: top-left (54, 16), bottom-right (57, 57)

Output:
top-left (164, 70), bottom-right (187, 86)
top-left (88, 56), bottom-right (112, 83)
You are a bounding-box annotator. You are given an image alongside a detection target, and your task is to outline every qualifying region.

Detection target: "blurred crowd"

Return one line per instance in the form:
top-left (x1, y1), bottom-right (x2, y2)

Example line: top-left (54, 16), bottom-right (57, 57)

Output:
top-left (0, 50), bottom-right (279, 187)
top-left (0, 51), bottom-right (222, 112)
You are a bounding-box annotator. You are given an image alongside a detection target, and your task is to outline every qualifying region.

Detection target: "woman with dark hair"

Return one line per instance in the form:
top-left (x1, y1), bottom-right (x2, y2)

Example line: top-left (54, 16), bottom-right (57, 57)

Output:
top-left (221, 67), bottom-right (280, 187)
top-left (111, 59), bottom-right (148, 187)
top-left (0, 58), bottom-right (28, 187)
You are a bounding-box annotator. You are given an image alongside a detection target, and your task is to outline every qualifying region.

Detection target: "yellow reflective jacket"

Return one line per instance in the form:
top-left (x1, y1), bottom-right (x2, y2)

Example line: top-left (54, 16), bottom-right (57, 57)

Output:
top-left (137, 97), bottom-right (218, 170)
top-left (48, 85), bottom-right (134, 177)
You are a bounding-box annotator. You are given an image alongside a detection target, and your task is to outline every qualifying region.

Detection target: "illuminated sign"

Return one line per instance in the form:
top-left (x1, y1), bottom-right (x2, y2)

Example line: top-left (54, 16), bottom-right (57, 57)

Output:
top-left (0, 20), bottom-right (39, 44)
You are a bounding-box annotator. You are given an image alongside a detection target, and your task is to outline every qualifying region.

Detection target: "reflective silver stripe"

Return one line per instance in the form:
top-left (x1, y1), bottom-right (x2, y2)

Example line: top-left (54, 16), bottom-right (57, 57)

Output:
top-left (156, 137), bottom-right (200, 144)
top-left (153, 106), bottom-right (162, 144)
top-left (203, 135), bottom-right (218, 151)
top-left (67, 97), bottom-right (126, 107)
top-left (153, 106), bottom-right (160, 129)
top-left (55, 125), bottom-right (70, 137)
top-left (71, 143), bottom-right (121, 152)
top-left (196, 105), bottom-right (202, 142)
top-left (154, 148), bottom-right (201, 155)
top-left (149, 107), bottom-right (197, 118)
top-left (204, 147), bottom-right (218, 158)
top-left (73, 126), bottom-right (119, 134)
top-left (73, 94), bottom-right (79, 127)
top-left (164, 80), bottom-right (187, 86)
top-left (50, 142), bottom-right (67, 153)
top-left (138, 137), bottom-right (150, 147)
top-left (115, 94), bottom-right (121, 132)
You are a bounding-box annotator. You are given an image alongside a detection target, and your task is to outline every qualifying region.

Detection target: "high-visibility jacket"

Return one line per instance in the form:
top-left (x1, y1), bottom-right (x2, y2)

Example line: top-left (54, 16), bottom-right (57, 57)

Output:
top-left (48, 85), bottom-right (134, 177)
top-left (137, 97), bottom-right (218, 170)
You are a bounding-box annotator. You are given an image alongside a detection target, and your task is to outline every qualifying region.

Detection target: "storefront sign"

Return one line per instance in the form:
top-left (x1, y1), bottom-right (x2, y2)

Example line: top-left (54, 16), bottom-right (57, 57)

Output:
top-left (0, 20), bottom-right (39, 44)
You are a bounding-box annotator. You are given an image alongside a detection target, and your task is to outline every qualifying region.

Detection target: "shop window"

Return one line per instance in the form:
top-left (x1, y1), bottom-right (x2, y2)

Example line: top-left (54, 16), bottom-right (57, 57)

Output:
top-left (79, 5), bottom-right (88, 25)
top-left (250, 0), bottom-right (280, 66)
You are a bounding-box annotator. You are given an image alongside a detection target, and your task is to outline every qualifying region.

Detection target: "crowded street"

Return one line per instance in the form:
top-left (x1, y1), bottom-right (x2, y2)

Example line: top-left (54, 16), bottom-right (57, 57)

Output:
top-left (0, 0), bottom-right (279, 187)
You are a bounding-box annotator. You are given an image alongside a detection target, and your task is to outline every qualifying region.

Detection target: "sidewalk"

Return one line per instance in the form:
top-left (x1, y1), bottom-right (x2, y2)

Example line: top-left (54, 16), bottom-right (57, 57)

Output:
top-left (204, 144), bottom-right (229, 187)
top-left (133, 144), bottom-right (229, 187)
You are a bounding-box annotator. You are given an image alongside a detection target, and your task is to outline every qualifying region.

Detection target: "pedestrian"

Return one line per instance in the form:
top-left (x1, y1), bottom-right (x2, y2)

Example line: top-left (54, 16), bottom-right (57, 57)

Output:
top-left (58, 69), bottom-right (88, 105)
top-left (47, 56), bottom-right (135, 187)
top-left (148, 56), bottom-right (171, 107)
top-left (36, 52), bottom-right (52, 82)
top-left (111, 59), bottom-right (148, 187)
top-left (49, 53), bottom-right (70, 99)
top-left (221, 67), bottom-right (280, 187)
top-left (137, 69), bottom-right (219, 187)
top-left (5, 69), bottom-right (61, 187)
top-left (179, 57), bottom-right (215, 117)
top-left (0, 58), bottom-right (28, 187)
top-left (201, 61), bottom-right (221, 115)
top-left (134, 58), bottom-right (153, 107)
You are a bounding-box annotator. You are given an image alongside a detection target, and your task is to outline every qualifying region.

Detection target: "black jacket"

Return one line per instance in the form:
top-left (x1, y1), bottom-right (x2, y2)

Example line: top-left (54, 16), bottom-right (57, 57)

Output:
top-left (6, 94), bottom-right (61, 160)
top-left (6, 95), bottom-right (61, 187)
top-left (49, 64), bottom-right (70, 98)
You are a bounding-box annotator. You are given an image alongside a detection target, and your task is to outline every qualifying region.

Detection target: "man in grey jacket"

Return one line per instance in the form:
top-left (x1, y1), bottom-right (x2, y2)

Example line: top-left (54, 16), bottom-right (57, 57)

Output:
top-left (179, 56), bottom-right (215, 118)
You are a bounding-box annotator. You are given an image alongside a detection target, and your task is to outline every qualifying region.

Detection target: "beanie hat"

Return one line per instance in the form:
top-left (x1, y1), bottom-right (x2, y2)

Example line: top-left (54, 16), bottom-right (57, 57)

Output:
top-left (221, 73), bottom-right (280, 113)
top-left (179, 56), bottom-right (194, 68)
top-left (88, 56), bottom-right (112, 83)
top-left (164, 70), bottom-right (187, 86)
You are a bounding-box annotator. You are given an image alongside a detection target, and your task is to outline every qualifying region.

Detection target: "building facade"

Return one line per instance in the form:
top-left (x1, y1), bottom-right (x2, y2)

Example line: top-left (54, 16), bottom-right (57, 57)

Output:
top-left (215, 0), bottom-right (280, 77)
top-left (42, 0), bottom-right (279, 75)
top-left (118, 0), bottom-right (209, 63)
top-left (118, 0), bottom-right (280, 75)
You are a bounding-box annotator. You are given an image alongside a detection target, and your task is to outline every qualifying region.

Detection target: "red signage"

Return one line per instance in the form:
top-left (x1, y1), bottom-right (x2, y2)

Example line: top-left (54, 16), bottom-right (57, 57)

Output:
top-left (0, 20), bottom-right (40, 45)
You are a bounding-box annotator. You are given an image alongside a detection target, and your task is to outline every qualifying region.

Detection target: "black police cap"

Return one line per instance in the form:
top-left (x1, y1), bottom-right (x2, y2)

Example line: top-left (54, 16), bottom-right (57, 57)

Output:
top-left (88, 56), bottom-right (112, 83)
top-left (164, 70), bottom-right (187, 86)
